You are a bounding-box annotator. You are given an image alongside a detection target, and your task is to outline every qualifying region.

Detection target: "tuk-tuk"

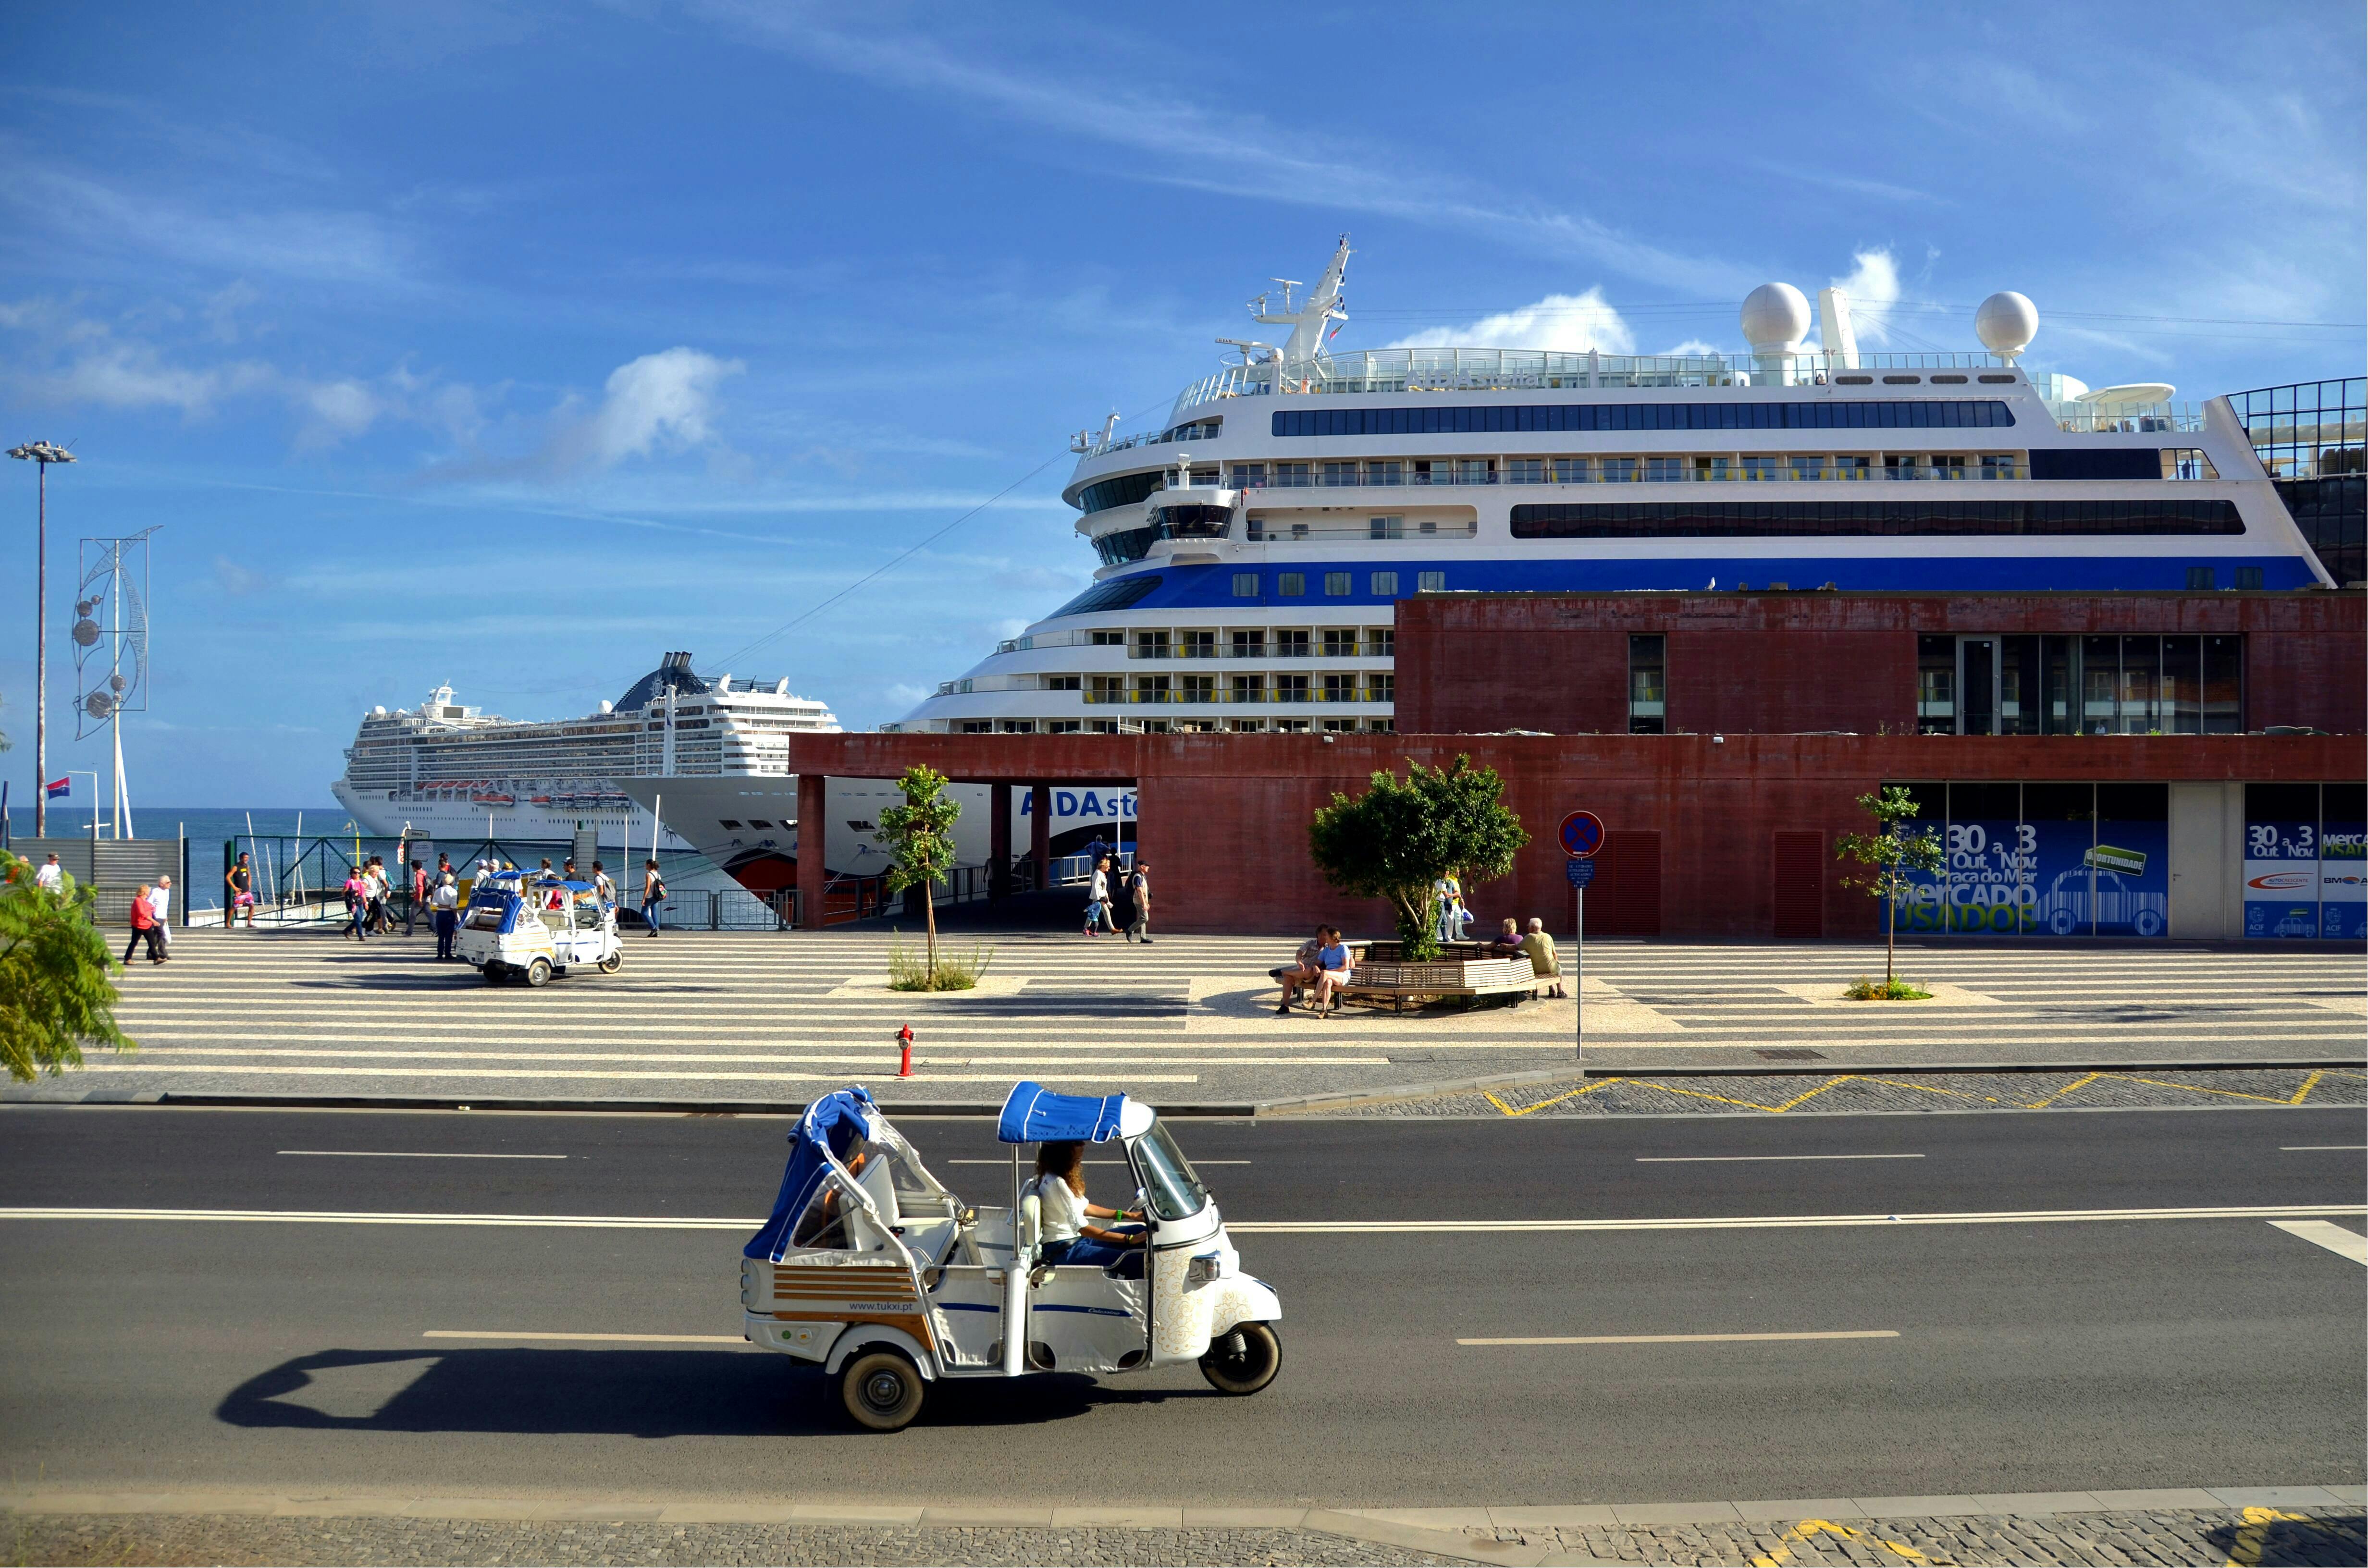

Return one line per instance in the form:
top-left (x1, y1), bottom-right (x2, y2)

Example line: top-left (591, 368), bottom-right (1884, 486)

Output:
top-left (455, 872), bottom-right (622, 986)
top-left (740, 1081), bottom-right (1282, 1432)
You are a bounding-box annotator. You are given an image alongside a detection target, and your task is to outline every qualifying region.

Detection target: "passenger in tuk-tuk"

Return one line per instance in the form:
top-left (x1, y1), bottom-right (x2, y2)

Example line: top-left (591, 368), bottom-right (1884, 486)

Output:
top-left (1030, 1141), bottom-right (1147, 1278)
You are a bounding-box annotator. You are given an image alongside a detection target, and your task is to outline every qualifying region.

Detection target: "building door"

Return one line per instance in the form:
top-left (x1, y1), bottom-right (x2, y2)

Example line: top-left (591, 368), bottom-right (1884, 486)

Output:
top-left (1771, 831), bottom-right (1824, 937)
top-left (1593, 830), bottom-right (1663, 936)
top-left (2168, 782), bottom-right (2233, 938)
top-left (1959, 639), bottom-right (1997, 736)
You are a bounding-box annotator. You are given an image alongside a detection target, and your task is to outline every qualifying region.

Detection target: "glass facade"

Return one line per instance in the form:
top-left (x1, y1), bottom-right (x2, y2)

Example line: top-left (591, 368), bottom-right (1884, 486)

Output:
top-left (1888, 782), bottom-right (2170, 937)
top-left (2245, 782), bottom-right (2368, 940)
top-left (2230, 377), bottom-right (2366, 586)
top-left (1917, 634), bottom-right (2240, 735)
top-left (1274, 400), bottom-right (2015, 437)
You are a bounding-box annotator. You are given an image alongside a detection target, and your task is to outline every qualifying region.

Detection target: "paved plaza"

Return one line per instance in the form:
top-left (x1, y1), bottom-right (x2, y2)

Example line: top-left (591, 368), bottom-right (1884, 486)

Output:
top-left (9, 928), bottom-right (2362, 1109)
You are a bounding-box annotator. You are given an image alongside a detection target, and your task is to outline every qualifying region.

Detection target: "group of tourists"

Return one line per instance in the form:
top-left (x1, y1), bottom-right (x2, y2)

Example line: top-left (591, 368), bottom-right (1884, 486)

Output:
top-left (1080, 853), bottom-right (1151, 943)
top-left (1269, 906), bottom-right (1566, 1016)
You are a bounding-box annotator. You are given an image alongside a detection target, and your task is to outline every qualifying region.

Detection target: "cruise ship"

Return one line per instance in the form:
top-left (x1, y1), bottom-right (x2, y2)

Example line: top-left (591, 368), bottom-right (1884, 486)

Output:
top-left (332, 652), bottom-right (841, 853)
top-left (880, 237), bottom-right (2332, 740)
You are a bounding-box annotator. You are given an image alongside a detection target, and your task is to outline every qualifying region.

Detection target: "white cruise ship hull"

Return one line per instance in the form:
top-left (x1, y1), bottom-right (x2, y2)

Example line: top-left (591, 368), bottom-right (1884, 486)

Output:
top-left (331, 778), bottom-right (693, 853)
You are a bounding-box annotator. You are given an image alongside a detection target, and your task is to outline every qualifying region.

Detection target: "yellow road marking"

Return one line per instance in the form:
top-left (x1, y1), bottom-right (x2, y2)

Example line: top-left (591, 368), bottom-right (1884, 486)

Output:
top-left (2223, 1505), bottom-right (2316, 1567)
top-left (1485, 1066), bottom-right (2355, 1116)
top-left (1750, 1518), bottom-right (1930, 1566)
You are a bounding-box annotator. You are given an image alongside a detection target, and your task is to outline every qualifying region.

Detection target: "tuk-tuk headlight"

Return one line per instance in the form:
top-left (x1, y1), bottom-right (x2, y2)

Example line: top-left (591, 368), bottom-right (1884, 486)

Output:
top-left (1184, 1252), bottom-right (1221, 1287)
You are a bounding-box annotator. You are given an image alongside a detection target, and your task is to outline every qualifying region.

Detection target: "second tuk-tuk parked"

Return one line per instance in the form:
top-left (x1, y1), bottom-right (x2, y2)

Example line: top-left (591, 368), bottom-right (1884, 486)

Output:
top-left (455, 872), bottom-right (622, 986)
top-left (740, 1081), bottom-right (1283, 1431)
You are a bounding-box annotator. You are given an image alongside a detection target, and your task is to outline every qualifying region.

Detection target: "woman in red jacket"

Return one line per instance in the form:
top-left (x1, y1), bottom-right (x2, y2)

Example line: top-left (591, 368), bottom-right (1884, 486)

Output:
top-left (124, 883), bottom-right (166, 965)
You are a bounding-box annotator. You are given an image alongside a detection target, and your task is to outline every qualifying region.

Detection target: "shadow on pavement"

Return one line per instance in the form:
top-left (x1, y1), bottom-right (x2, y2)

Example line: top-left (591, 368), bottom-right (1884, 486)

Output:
top-left (218, 1348), bottom-right (1210, 1438)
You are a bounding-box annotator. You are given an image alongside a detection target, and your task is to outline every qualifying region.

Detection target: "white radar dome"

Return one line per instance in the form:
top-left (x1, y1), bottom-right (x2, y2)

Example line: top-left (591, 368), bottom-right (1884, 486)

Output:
top-left (1740, 282), bottom-right (1812, 351)
top-left (1976, 291), bottom-right (2038, 358)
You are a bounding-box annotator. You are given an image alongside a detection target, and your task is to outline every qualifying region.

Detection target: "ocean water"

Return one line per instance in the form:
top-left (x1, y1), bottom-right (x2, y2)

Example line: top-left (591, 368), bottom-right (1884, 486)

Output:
top-left (2, 806), bottom-right (725, 910)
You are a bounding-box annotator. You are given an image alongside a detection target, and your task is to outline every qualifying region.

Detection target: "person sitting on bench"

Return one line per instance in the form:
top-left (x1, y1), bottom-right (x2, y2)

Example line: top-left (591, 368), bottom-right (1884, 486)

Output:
top-left (1309, 928), bottom-right (1354, 1017)
top-left (1272, 927), bottom-right (1328, 1015)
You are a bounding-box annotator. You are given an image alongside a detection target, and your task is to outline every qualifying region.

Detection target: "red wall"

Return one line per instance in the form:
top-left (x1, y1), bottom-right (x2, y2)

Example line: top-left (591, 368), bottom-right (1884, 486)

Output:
top-left (1395, 591), bottom-right (2367, 736)
top-left (777, 731), bottom-right (2364, 939)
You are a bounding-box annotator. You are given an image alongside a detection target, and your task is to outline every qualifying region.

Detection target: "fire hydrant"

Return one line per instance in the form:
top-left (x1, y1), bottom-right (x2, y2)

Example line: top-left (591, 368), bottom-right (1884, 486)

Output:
top-left (897, 1023), bottom-right (914, 1078)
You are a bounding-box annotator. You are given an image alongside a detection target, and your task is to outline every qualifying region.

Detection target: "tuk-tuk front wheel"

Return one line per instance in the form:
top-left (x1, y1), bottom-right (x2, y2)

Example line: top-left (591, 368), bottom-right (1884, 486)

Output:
top-left (524, 957), bottom-right (552, 988)
top-left (596, 950), bottom-right (623, 974)
top-left (1198, 1321), bottom-right (1281, 1396)
top-left (839, 1348), bottom-right (925, 1432)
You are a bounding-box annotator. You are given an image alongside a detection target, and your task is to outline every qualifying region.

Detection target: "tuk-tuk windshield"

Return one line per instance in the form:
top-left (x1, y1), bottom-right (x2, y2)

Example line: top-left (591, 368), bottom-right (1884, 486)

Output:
top-left (1130, 1122), bottom-right (1207, 1221)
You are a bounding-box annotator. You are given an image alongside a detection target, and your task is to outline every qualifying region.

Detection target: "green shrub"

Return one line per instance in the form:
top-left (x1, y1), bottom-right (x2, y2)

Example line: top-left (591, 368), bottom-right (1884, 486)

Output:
top-left (1843, 974), bottom-right (1932, 1001)
top-left (888, 931), bottom-right (994, 992)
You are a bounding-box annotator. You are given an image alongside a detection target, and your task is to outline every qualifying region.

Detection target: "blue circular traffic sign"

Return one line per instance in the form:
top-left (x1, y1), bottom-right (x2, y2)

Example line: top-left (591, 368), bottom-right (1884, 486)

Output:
top-left (1559, 810), bottom-right (1605, 858)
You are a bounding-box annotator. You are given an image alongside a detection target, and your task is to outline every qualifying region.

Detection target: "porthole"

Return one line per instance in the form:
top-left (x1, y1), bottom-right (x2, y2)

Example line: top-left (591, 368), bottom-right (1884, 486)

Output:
top-left (1882, 374), bottom-right (1922, 385)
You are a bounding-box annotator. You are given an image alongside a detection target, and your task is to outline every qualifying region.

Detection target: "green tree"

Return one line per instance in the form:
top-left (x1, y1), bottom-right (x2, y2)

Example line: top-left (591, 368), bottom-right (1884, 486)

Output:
top-left (876, 764), bottom-right (962, 985)
top-left (1834, 785), bottom-right (1946, 987)
top-left (1308, 755), bottom-right (1529, 960)
top-left (0, 851), bottom-right (134, 1081)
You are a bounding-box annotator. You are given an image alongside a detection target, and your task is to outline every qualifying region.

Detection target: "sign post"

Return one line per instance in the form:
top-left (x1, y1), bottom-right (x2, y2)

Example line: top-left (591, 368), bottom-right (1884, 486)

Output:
top-left (1559, 811), bottom-right (1604, 1063)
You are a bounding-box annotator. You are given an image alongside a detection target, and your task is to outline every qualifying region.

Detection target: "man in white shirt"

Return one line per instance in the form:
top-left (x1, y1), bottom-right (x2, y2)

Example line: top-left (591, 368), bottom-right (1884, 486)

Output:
top-left (148, 876), bottom-right (173, 957)
top-left (33, 854), bottom-right (64, 894)
top-left (431, 873), bottom-right (461, 960)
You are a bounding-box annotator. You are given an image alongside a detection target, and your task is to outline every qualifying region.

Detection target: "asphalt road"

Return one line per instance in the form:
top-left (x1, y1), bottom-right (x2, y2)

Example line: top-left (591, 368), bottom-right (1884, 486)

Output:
top-left (2, 1104), bottom-right (2362, 1508)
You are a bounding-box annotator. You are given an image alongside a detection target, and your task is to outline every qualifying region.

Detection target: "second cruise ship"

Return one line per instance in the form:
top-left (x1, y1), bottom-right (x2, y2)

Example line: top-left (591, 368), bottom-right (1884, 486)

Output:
top-left (885, 238), bottom-right (2331, 740)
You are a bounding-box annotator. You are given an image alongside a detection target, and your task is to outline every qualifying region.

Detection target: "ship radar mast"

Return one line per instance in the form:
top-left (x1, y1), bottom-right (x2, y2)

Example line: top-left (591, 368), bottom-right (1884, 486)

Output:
top-left (1247, 234), bottom-right (1350, 369)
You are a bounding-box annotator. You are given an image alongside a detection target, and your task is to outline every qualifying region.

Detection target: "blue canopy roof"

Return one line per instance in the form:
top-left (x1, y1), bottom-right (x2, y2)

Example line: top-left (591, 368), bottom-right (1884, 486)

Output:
top-left (743, 1086), bottom-right (877, 1262)
top-left (997, 1080), bottom-right (1126, 1145)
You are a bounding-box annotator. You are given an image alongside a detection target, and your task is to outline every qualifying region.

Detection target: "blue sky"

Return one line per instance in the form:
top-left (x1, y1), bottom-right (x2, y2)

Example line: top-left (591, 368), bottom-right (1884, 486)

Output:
top-left (1, 0), bottom-right (2360, 808)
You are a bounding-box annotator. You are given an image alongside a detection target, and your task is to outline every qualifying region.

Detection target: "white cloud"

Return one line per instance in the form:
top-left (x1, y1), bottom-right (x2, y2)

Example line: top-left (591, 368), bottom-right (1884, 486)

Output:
top-left (543, 347), bottom-right (745, 473)
top-left (1658, 338), bottom-right (1722, 357)
top-left (1826, 248), bottom-right (1904, 344)
top-left (1384, 290), bottom-right (1635, 355)
top-left (884, 682), bottom-right (931, 708)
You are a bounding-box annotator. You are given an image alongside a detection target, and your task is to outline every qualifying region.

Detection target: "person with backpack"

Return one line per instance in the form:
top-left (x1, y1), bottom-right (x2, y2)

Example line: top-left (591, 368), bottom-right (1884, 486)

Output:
top-left (1124, 860), bottom-right (1153, 944)
top-left (641, 858), bottom-right (666, 936)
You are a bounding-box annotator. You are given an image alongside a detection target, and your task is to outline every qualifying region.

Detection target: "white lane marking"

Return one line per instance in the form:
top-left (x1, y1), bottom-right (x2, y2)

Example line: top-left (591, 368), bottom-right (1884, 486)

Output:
top-left (423, 1330), bottom-right (742, 1343)
top-left (1634, 1154), bottom-right (1925, 1164)
top-left (2281, 1145), bottom-right (2368, 1152)
top-left (1460, 1330), bottom-right (1899, 1346)
top-left (63, 1065), bottom-right (1203, 1083)
top-left (279, 1151), bottom-right (567, 1160)
top-left (2268, 1219), bottom-right (2368, 1265)
top-left (2, 1203), bottom-right (2358, 1232)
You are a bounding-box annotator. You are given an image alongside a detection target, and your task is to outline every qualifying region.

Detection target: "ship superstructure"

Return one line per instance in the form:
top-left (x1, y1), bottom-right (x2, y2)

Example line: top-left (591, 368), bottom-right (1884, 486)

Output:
top-left (333, 651), bottom-right (841, 850)
top-left (887, 239), bottom-right (2332, 737)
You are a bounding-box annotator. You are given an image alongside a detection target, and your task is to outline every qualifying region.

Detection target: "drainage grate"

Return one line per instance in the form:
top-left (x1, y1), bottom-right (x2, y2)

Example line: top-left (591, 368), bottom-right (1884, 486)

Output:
top-left (1754, 1048), bottom-right (1827, 1061)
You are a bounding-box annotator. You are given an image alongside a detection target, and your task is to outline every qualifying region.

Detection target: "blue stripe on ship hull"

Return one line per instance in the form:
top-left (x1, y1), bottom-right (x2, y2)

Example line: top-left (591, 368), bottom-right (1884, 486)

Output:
top-left (1102, 555), bottom-right (2318, 612)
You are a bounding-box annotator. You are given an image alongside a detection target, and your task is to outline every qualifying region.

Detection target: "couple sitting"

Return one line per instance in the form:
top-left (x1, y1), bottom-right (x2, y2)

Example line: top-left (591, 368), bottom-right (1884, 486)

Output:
top-left (1274, 925), bottom-right (1353, 1017)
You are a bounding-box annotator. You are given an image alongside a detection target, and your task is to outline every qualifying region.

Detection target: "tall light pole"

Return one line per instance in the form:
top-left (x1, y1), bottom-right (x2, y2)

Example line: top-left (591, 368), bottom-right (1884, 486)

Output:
top-left (9, 441), bottom-right (76, 839)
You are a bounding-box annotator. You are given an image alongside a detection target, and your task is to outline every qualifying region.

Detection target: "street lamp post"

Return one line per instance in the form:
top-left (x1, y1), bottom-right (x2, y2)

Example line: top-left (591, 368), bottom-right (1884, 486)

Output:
top-left (9, 441), bottom-right (77, 839)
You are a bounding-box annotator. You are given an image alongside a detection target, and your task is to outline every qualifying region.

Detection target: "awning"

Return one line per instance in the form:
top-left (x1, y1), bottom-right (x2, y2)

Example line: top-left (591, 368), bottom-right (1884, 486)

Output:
top-left (997, 1080), bottom-right (1126, 1145)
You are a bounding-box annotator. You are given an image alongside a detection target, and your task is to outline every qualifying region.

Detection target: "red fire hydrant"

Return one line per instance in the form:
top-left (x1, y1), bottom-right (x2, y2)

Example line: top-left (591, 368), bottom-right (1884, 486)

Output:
top-left (897, 1023), bottom-right (914, 1078)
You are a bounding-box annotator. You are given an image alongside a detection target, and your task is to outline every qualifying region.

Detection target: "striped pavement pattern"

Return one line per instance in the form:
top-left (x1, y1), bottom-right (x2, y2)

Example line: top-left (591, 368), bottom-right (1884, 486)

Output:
top-left (17, 929), bottom-right (2363, 1106)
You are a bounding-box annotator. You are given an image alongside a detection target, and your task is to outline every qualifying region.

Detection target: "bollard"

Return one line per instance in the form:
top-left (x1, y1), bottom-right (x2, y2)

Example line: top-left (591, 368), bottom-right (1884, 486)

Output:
top-left (897, 1023), bottom-right (914, 1078)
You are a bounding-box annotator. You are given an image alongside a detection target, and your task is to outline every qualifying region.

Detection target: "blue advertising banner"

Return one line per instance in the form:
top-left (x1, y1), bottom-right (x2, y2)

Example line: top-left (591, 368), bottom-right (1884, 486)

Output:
top-left (2318, 811), bottom-right (2364, 941)
top-left (2030, 817), bottom-right (2098, 936)
top-left (1894, 806), bottom-right (1949, 935)
top-left (1944, 815), bottom-right (2031, 934)
top-left (2243, 817), bottom-right (2320, 939)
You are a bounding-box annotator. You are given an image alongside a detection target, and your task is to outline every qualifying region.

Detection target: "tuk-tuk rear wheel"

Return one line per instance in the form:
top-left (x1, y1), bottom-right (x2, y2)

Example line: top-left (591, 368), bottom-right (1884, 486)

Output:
top-left (839, 1348), bottom-right (925, 1432)
top-left (1198, 1321), bottom-right (1281, 1396)
top-left (481, 963), bottom-right (506, 985)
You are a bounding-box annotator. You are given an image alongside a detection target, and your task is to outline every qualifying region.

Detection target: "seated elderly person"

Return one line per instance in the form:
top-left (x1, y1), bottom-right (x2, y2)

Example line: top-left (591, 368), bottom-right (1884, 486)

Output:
top-left (1271, 926), bottom-right (1329, 1015)
top-left (1487, 917), bottom-right (1527, 956)
top-left (1518, 917), bottom-right (1565, 998)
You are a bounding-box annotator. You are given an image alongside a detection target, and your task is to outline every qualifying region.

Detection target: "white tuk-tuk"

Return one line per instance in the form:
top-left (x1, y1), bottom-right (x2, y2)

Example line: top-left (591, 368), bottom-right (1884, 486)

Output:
top-left (455, 873), bottom-right (622, 986)
top-left (739, 1081), bottom-right (1283, 1431)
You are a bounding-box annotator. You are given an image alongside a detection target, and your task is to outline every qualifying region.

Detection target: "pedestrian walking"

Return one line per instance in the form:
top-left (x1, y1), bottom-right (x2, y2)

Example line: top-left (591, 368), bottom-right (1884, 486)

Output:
top-left (364, 858), bottom-right (391, 934)
top-left (1083, 856), bottom-right (1115, 936)
top-left (562, 857), bottom-right (578, 881)
top-left (148, 876), bottom-right (173, 957)
top-left (641, 858), bottom-right (666, 936)
top-left (431, 872), bottom-right (460, 959)
top-left (225, 852), bottom-right (257, 928)
top-left (343, 869), bottom-right (369, 942)
top-left (591, 861), bottom-right (615, 908)
top-left (124, 883), bottom-right (165, 965)
top-left (1124, 860), bottom-right (1153, 944)
top-left (406, 859), bottom-right (426, 936)
top-left (34, 853), bottom-right (64, 894)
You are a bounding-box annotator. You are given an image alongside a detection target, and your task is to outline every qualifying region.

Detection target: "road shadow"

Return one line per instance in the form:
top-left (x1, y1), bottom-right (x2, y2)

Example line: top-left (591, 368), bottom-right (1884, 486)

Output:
top-left (218, 1348), bottom-right (1211, 1438)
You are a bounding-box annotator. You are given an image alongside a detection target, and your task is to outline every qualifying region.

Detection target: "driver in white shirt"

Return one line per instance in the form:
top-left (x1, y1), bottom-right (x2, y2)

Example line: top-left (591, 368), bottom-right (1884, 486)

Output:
top-left (1029, 1140), bottom-right (1146, 1278)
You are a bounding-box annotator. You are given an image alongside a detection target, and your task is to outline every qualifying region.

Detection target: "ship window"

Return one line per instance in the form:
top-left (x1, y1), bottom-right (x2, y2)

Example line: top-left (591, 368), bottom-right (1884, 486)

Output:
top-left (1048, 575), bottom-right (1164, 618)
top-left (1371, 571), bottom-right (1400, 597)
top-left (1507, 500), bottom-right (2246, 539)
top-left (1233, 572), bottom-right (1259, 597)
top-left (1047, 674), bottom-right (1081, 690)
top-left (1279, 573), bottom-right (1306, 597)
top-left (1369, 515), bottom-right (1403, 539)
top-left (1418, 571), bottom-right (1446, 592)
top-left (1271, 400), bottom-right (2016, 436)
top-left (1324, 572), bottom-right (1351, 596)
top-left (1073, 470), bottom-right (1164, 515)
top-left (746, 819), bottom-right (772, 829)
top-left (2233, 566), bottom-right (2263, 590)
top-left (720, 819), bottom-right (743, 830)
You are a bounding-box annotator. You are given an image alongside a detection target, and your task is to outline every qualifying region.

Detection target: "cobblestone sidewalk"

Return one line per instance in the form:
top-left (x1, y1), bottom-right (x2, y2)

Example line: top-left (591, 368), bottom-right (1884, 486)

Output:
top-left (1480, 1503), bottom-right (2367, 1566)
top-left (0, 1514), bottom-right (1458, 1568)
top-left (1293, 1065), bottom-right (2368, 1117)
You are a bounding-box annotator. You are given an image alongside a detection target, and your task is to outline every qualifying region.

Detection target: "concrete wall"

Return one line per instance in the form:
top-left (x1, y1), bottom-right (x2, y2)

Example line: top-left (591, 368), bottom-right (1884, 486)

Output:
top-left (1395, 590), bottom-right (2367, 736)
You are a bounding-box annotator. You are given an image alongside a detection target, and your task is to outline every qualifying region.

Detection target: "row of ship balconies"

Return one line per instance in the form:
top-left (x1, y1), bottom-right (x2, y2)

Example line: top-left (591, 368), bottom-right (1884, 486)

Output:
top-left (935, 673), bottom-right (1397, 703)
top-left (989, 630), bottom-right (1395, 660)
top-left (1196, 452), bottom-right (2216, 490)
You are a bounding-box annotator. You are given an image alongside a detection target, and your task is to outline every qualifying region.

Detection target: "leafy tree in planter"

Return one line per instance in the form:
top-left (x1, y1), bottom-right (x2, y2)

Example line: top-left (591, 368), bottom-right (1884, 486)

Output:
top-left (1834, 785), bottom-right (1946, 991)
top-left (877, 765), bottom-right (961, 985)
top-left (0, 851), bottom-right (133, 1081)
top-left (1308, 756), bottom-right (1529, 961)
